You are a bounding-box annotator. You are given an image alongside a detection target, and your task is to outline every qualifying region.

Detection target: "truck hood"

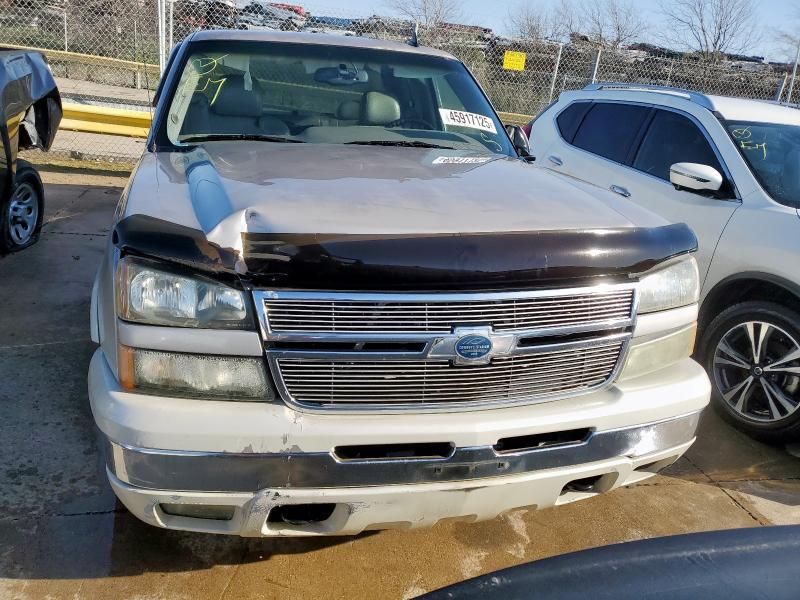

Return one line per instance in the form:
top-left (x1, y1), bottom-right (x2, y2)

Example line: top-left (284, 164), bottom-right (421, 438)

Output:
top-left (117, 143), bottom-right (696, 289)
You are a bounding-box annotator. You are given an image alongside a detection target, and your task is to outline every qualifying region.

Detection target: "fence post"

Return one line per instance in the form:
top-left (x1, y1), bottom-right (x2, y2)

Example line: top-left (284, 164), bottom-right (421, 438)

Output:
top-left (548, 43), bottom-right (563, 103)
top-left (775, 73), bottom-right (788, 102)
top-left (63, 11), bottom-right (68, 52)
top-left (591, 46), bottom-right (602, 83)
top-left (157, 0), bottom-right (166, 74)
top-left (787, 38), bottom-right (800, 105)
top-left (169, 0), bottom-right (174, 50)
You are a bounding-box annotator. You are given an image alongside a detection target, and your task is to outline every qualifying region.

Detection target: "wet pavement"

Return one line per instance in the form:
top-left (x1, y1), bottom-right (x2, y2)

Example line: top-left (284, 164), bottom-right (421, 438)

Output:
top-left (1, 172), bottom-right (799, 599)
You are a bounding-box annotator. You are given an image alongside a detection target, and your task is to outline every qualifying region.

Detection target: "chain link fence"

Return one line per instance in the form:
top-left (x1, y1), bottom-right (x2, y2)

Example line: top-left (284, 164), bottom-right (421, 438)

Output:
top-left (0, 0), bottom-right (793, 165)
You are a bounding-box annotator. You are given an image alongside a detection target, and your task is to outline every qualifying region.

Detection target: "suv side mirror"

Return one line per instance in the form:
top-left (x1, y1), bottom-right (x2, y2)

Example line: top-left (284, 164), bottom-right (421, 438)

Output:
top-left (505, 124), bottom-right (533, 160)
top-left (669, 162), bottom-right (723, 194)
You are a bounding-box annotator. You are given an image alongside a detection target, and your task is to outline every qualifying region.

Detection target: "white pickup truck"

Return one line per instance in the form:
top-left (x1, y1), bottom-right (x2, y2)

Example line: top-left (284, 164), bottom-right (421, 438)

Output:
top-left (88, 30), bottom-right (709, 537)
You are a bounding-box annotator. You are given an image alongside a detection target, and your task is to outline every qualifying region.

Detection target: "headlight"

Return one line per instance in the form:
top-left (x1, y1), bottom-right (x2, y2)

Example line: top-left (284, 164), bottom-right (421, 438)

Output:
top-left (118, 346), bottom-right (271, 400)
top-left (637, 256), bottom-right (699, 314)
top-left (619, 325), bottom-right (696, 381)
top-left (116, 257), bottom-right (253, 329)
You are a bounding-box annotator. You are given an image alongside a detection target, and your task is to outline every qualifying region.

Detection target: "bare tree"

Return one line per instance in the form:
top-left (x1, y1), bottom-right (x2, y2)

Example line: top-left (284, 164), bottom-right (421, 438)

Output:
top-left (659, 0), bottom-right (761, 60)
top-left (508, 0), bottom-right (645, 47)
top-left (580, 0), bottom-right (648, 48)
top-left (507, 0), bottom-right (579, 42)
top-left (386, 0), bottom-right (462, 27)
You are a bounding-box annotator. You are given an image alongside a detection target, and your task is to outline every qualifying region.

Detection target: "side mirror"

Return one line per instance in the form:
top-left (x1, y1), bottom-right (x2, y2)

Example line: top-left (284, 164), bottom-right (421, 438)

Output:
top-left (505, 124), bottom-right (532, 160)
top-left (669, 162), bottom-right (723, 194)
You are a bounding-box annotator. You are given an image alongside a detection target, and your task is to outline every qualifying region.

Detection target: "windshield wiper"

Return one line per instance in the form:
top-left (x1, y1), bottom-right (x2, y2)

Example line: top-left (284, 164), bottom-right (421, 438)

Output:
top-left (345, 140), bottom-right (454, 149)
top-left (180, 134), bottom-right (305, 144)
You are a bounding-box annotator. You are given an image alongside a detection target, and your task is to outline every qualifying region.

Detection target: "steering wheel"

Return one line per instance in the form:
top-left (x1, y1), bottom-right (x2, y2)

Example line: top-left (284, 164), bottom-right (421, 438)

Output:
top-left (390, 117), bottom-right (436, 130)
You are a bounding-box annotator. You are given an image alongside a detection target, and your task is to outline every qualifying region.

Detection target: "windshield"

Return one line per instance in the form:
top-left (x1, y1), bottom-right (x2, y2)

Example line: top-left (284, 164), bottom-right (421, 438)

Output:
top-left (163, 41), bottom-right (514, 156)
top-left (725, 120), bottom-right (800, 208)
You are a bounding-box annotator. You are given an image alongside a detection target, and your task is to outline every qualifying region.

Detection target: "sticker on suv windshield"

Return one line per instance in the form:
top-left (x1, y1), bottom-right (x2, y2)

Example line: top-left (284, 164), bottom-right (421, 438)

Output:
top-left (439, 109), bottom-right (497, 134)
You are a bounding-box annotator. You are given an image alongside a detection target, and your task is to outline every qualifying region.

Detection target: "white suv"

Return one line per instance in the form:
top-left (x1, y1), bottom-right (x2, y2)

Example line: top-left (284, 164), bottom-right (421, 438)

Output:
top-left (529, 84), bottom-right (800, 443)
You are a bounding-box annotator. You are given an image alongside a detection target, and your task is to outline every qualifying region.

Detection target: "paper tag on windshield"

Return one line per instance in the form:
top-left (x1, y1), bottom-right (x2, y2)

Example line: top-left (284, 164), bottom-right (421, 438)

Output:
top-left (439, 109), bottom-right (497, 134)
top-left (432, 156), bottom-right (492, 165)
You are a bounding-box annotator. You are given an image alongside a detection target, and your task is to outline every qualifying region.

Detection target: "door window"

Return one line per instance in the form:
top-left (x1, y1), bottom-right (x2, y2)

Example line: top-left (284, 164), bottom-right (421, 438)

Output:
top-left (555, 101), bottom-right (591, 143)
top-left (633, 110), bottom-right (723, 181)
top-left (571, 102), bottom-right (650, 163)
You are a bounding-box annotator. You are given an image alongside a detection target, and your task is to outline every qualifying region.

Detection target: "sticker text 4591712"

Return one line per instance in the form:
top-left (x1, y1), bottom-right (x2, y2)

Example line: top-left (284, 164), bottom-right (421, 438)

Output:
top-left (439, 109), bottom-right (497, 135)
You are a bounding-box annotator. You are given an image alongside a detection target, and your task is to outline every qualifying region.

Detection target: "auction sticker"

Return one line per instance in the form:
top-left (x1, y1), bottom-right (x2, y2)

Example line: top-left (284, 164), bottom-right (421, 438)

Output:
top-left (432, 156), bottom-right (493, 164)
top-left (439, 109), bottom-right (497, 134)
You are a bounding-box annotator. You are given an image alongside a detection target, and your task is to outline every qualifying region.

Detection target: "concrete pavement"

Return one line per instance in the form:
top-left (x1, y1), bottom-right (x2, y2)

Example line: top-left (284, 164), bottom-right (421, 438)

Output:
top-left (1, 172), bottom-right (799, 599)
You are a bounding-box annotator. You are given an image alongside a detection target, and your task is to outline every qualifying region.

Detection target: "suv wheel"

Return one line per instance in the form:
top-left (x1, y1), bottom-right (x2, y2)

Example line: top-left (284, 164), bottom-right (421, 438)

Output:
top-left (700, 301), bottom-right (800, 443)
top-left (1, 160), bottom-right (44, 252)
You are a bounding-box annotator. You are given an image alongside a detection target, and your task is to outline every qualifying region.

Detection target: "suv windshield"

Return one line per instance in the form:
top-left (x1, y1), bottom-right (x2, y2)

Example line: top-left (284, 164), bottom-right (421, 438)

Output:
top-left (725, 120), bottom-right (800, 208)
top-left (164, 41), bottom-right (513, 156)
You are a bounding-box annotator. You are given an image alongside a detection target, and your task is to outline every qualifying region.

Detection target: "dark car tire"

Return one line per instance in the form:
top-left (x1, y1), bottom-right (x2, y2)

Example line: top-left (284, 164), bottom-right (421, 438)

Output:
top-left (699, 301), bottom-right (800, 444)
top-left (0, 160), bottom-right (45, 253)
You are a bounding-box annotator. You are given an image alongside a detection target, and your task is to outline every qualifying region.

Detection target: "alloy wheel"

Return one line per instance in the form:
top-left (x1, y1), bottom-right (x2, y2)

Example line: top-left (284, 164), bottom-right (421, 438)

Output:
top-left (713, 321), bottom-right (800, 423)
top-left (7, 182), bottom-right (39, 246)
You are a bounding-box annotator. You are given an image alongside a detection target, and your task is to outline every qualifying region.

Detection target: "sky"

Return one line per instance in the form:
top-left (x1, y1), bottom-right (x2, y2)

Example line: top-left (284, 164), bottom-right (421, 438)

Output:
top-left (303, 0), bottom-right (796, 62)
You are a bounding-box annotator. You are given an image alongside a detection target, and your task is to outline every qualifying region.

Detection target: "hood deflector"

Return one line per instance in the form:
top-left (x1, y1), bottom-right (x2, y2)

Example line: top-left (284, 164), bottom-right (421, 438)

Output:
top-left (114, 214), bottom-right (697, 290)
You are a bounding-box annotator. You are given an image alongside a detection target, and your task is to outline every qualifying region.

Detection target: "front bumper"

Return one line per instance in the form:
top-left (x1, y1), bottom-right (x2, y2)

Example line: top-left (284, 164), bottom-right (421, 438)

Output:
top-left (106, 416), bottom-right (696, 537)
top-left (89, 348), bottom-right (709, 536)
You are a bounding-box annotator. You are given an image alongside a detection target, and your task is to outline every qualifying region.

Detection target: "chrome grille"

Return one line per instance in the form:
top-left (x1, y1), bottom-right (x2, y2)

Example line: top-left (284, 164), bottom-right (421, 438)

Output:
top-left (263, 289), bottom-right (635, 334)
top-left (277, 340), bottom-right (624, 407)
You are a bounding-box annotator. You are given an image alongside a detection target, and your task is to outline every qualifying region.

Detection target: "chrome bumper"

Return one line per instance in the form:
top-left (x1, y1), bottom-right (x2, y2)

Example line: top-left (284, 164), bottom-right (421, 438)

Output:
top-left (105, 410), bottom-right (701, 492)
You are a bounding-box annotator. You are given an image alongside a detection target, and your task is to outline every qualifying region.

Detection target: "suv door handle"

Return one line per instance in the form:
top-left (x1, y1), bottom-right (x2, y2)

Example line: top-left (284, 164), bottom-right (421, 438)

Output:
top-left (548, 155), bottom-right (563, 166)
top-left (610, 185), bottom-right (631, 198)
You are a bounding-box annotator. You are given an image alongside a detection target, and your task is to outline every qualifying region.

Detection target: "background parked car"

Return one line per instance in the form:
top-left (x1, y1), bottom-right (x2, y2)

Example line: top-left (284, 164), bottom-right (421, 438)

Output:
top-left (237, 3), bottom-right (305, 31)
top-left (0, 50), bottom-right (61, 253)
top-left (529, 84), bottom-right (800, 443)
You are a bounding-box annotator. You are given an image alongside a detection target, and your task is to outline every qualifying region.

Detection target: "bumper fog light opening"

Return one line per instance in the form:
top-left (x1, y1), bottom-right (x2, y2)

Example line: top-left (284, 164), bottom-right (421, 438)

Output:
top-left (159, 503), bottom-right (236, 521)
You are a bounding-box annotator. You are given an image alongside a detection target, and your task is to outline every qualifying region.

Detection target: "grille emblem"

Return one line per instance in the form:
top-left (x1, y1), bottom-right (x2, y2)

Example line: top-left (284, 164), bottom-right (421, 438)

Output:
top-left (455, 334), bottom-right (493, 361)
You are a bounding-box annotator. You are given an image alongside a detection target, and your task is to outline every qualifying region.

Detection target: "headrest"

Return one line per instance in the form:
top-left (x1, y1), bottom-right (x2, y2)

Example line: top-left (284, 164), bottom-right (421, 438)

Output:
top-left (337, 100), bottom-right (361, 121)
top-left (362, 92), bottom-right (400, 125)
top-left (211, 75), bottom-right (263, 118)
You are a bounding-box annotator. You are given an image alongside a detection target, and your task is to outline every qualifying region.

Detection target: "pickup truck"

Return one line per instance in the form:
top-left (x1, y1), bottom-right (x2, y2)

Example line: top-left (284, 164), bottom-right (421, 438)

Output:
top-left (88, 30), bottom-right (710, 537)
top-left (0, 50), bottom-right (61, 252)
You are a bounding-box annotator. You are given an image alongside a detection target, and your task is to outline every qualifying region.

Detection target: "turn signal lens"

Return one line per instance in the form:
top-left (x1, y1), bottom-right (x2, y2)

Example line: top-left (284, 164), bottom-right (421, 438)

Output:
top-left (118, 346), bottom-right (271, 400)
top-left (619, 325), bottom-right (697, 381)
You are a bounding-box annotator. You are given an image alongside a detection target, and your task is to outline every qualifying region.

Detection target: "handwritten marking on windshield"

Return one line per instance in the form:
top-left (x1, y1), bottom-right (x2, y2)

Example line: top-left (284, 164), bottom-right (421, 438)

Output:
top-left (740, 140), bottom-right (767, 160)
top-left (732, 127), bottom-right (752, 140)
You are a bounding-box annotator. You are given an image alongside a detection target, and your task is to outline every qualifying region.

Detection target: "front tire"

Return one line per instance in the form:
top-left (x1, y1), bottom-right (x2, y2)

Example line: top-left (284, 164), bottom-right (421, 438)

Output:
top-left (0, 160), bottom-right (44, 252)
top-left (700, 301), bottom-right (800, 444)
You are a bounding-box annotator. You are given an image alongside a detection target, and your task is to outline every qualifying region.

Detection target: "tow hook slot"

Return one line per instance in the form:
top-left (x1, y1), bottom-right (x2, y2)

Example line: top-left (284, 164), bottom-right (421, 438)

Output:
top-left (333, 442), bottom-right (455, 461)
top-left (494, 428), bottom-right (591, 454)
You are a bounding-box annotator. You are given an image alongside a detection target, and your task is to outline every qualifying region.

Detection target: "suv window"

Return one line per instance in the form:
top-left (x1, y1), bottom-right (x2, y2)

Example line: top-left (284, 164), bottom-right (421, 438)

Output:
top-left (556, 101), bottom-right (591, 143)
top-left (571, 102), bottom-right (650, 163)
top-left (633, 110), bottom-right (723, 181)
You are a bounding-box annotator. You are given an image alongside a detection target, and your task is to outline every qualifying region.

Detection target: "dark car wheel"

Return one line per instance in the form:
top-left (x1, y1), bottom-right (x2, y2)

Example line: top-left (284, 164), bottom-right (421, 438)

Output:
top-left (700, 301), bottom-right (800, 444)
top-left (0, 160), bottom-right (44, 252)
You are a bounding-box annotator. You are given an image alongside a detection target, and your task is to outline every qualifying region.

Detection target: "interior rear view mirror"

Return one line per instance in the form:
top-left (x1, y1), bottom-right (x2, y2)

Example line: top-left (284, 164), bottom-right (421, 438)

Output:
top-left (669, 162), bottom-right (723, 194)
top-left (314, 65), bottom-right (369, 86)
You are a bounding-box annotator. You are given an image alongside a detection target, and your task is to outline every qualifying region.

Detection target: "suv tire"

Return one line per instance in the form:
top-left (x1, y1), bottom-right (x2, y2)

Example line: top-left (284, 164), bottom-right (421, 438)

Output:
top-left (700, 301), bottom-right (800, 444)
top-left (0, 160), bottom-right (45, 252)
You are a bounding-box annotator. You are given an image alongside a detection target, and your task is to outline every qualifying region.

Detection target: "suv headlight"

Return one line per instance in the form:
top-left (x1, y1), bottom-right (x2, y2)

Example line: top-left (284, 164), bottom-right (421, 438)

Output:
top-left (637, 256), bottom-right (699, 314)
top-left (116, 257), bottom-right (254, 329)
